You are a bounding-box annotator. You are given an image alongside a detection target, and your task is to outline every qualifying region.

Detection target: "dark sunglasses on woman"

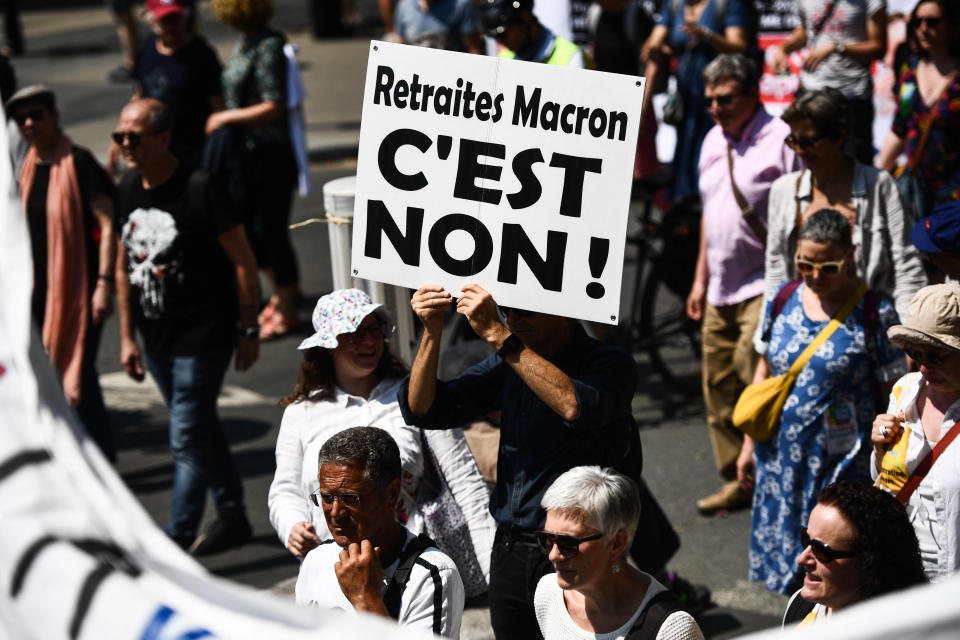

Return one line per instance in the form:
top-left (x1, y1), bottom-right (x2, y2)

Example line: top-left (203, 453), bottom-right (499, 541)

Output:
top-left (903, 346), bottom-right (948, 366)
top-left (801, 528), bottom-right (858, 563)
top-left (340, 322), bottom-right (390, 344)
top-left (535, 531), bottom-right (604, 558)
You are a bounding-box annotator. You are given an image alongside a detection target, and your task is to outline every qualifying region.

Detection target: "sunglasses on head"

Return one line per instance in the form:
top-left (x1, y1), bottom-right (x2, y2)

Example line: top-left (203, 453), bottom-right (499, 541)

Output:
top-left (13, 108), bottom-right (45, 126)
top-left (795, 255), bottom-right (846, 275)
top-left (785, 133), bottom-right (826, 150)
top-left (535, 531), bottom-right (604, 558)
top-left (340, 321), bottom-right (389, 345)
top-left (903, 346), bottom-right (950, 366)
top-left (310, 490), bottom-right (362, 508)
top-left (111, 131), bottom-right (143, 148)
top-left (706, 93), bottom-right (738, 107)
top-left (912, 16), bottom-right (942, 29)
top-left (498, 306), bottom-right (536, 319)
top-left (801, 528), bottom-right (857, 562)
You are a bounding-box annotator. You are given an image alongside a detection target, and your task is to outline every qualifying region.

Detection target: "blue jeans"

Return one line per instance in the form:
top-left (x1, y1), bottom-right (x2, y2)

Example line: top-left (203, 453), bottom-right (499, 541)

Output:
top-left (144, 349), bottom-right (245, 541)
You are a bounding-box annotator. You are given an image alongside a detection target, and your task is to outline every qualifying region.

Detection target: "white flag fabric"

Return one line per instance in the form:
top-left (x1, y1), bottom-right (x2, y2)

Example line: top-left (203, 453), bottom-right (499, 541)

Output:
top-left (0, 108), bottom-right (432, 640)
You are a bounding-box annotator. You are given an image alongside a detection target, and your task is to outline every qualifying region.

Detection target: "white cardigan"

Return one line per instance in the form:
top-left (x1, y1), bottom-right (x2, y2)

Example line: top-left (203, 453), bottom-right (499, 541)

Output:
top-left (763, 164), bottom-right (926, 321)
top-left (267, 377), bottom-right (494, 586)
top-left (871, 372), bottom-right (960, 580)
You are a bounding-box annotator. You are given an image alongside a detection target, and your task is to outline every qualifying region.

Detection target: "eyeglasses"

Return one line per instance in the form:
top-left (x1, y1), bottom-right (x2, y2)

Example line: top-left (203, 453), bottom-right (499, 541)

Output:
top-left (785, 133), bottom-right (826, 150)
top-left (13, 108), bottom-right (45, 126)
top-left (903, 346), bottom-right (950, 366)
top-left (340, 322), bottom-right (389, 345)
top-left (913, 16), bottom-right (943, 29)
top-left (801, 528), bottom-right (858, 562)
top-left (535, 531), bottom-right (604, 558)
top-left (497, 306), bottom-right (536, 319)
top-left (706, 93), bottom-right (739, 107)
top-left (310, 490), bottom-right (362, 508)
top-left (111, 131), bottom-right (143, 148)
top-left (795, 255), bottom-right (847, 275)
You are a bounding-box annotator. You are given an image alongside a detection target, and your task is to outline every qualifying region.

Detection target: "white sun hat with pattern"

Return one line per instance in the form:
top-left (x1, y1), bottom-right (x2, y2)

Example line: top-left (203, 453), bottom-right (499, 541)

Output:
top-left (297, 288), bottom-right (396, 350)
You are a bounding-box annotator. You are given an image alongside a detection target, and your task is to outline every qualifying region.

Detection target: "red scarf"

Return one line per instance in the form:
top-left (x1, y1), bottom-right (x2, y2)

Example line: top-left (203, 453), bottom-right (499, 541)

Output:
top-left (20, 132), bottom-right (88, 405)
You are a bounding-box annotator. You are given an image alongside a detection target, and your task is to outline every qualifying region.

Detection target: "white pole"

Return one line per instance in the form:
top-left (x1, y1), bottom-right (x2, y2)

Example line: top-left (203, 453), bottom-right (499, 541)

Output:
top-left (322, 175), bottom-right (356, 291)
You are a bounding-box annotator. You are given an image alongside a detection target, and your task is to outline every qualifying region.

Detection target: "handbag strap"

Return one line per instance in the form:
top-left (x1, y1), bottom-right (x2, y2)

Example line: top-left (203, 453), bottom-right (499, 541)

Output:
top-left (895, 411), bottom-right (960, 506)
top-left (811, 2), bottom-right (840, 39)
top-left (908, 70), bottom-right (958, 172)
top-left (727, 142), bottom-right (766, 242)
top-left (787, 283), bottom-right (868, 377)
top-left (793, 170), bottom-right (805, 237)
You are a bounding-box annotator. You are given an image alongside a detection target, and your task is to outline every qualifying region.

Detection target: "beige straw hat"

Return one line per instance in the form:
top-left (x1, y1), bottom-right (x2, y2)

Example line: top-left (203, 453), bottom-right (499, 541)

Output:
top-left (887, 283), bottom-right (960, 352)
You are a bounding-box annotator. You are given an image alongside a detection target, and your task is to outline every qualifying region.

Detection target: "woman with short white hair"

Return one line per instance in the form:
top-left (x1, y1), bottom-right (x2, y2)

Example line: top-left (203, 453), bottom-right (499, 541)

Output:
top-left (534, 466), bottom-right (704, 640)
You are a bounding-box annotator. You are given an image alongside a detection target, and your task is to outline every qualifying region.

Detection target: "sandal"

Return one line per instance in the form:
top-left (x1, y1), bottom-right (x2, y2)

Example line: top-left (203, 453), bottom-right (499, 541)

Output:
top-left (259, 309), bottom-right (296, 340)
top-left (258, 299), bottom-right (278, 326)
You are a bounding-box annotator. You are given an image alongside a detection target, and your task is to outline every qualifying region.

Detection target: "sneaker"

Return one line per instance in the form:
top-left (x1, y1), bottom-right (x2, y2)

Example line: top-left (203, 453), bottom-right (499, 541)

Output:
top-left (108, 65), bottom-right (135, 83)
top-left (696, 480), bottom-right (751, 514)
top-left (663, 571), bottom-right (712, 614)
top-left (189, 515), bottom-right (253, 556)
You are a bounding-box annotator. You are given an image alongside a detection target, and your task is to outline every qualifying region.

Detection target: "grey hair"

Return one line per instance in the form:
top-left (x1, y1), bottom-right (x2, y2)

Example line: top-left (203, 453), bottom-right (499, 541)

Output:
top-left (799, 208), bottom-right (853, 251)
top-left (541, 466), bottom-right (641, 552)
top-left (317, 426), bottom-right (401, 491)
top-left (781, 87), bottom-right (848, 142)
top-left (702, 53), bottom-right (759, 91)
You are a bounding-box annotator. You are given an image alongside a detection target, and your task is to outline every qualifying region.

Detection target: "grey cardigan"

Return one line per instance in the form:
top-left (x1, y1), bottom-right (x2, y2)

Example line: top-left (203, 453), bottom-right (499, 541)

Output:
top-left (756, 163), bottom-right (927, 352)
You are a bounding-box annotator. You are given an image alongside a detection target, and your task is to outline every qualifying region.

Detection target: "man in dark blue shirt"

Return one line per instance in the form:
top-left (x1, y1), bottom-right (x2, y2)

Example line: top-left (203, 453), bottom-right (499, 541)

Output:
top-left (399, 283), bottom-right (638, 640)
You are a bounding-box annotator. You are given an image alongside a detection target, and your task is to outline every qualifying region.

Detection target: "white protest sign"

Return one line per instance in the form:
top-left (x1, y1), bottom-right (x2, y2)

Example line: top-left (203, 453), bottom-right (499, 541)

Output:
top-left (351, 42), bottom-right (644, 324)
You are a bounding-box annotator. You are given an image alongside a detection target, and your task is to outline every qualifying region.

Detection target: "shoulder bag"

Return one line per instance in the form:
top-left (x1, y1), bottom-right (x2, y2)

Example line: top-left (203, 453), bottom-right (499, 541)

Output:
top-left (733, 283), bottom-right (867, 442)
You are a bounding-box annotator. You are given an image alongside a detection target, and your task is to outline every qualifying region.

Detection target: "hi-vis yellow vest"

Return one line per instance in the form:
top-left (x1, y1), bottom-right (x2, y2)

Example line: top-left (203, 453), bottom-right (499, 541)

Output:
top-left (498, 36), bottom-right (580, 66)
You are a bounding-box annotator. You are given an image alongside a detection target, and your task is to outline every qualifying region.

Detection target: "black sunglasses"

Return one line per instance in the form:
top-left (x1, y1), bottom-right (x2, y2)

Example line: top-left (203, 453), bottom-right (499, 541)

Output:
top-left (111, 131), bottom-right (143, 148)
top-left (706, 93), bottom-right (738, 107)
top-left (903, 346), bottom-right (949, 366)
top-left (498, 306), bottom-right (536, 319)
top-left (785, 133), bottom-right (825, 150)
top-left (535, 531), bottom-right (604, 558)
top-left (310, 490), bottom-right (362, 508)
top-left (340, 322), bottom-right (390, 345)
top-left (13, 108), bottom-right (45, 126)
top-left (801, 528), bottom-right (858, 563)
top-left (912, 16), bottom-right (942, 29)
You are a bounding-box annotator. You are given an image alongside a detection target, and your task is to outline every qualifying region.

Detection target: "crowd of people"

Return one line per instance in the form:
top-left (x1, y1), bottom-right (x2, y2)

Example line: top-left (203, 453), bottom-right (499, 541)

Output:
top-left (9, 0), bottom-right (960, 639)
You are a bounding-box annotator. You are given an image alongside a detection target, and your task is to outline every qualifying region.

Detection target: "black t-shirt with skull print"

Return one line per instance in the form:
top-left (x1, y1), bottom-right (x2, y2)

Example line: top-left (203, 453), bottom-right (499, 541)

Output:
top-left (116, 161), bottom-right (239, 358)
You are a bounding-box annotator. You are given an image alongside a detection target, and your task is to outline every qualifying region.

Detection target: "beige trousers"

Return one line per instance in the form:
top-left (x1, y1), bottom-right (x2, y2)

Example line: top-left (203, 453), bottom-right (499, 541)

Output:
top-left (701, 295), bottom-right (763, 481)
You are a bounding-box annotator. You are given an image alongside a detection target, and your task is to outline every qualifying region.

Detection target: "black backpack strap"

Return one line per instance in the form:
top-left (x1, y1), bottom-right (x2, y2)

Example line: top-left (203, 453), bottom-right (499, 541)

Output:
top-left (761, 280), bottom-right (802, 343)
top-left (782, 589), bottom-right (817, 627)
top-left (382, 533), bottom-right (437, 621)
top-left (625, 590), bottom-right (683, 640)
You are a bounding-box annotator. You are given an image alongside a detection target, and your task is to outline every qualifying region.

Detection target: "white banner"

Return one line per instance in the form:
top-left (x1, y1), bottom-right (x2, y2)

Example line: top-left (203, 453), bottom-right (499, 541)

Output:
top-left (351, 42), bottom-right (644, 324)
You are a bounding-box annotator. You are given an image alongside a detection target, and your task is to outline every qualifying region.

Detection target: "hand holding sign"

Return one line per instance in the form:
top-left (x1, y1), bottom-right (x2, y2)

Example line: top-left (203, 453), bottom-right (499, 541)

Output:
top-left (456, 284), bottom-right (508, 346)
top-left (411, 284), bottom-right (453, 335)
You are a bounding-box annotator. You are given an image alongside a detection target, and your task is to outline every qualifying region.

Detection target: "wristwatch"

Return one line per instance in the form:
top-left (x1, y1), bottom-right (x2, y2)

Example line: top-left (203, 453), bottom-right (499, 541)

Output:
top-left (498, 333), bottom-right (524, 359)
top-left (834, 41), bottom-right (846, 56)
top-left (239, 325), bottom-right (259, 341)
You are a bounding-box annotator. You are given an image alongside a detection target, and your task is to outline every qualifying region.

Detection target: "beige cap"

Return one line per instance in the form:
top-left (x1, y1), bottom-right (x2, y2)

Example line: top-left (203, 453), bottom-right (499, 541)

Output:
top-left (887, 283), bottom-right (960, 352)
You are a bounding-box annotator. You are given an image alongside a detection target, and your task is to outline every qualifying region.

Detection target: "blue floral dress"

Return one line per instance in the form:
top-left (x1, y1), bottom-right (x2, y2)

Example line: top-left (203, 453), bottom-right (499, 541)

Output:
top-left (749, 282), bottom-right (905, 593)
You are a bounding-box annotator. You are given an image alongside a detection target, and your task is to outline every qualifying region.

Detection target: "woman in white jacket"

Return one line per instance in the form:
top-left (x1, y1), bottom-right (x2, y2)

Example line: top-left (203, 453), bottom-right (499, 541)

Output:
top-left (871, 284), bottom-right (960, 580)
top-left (762, 88), bottom-right (926, 322)
top-left (267, 289), bottom-right (494, 591)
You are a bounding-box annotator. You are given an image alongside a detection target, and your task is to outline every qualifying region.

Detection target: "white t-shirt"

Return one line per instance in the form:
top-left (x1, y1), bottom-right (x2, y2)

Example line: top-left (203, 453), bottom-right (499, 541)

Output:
top-left (268, 378), bottom-right (425, 548)
top-left (534, 572), bottom-right (705, 640)
top-left (296, 529), bottom-right (465, 638)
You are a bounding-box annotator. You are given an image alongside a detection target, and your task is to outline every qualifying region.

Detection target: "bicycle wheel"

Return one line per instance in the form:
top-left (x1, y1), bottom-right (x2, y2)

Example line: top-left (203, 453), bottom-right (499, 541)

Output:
top-left (637, 267), bottom-right (702, 395)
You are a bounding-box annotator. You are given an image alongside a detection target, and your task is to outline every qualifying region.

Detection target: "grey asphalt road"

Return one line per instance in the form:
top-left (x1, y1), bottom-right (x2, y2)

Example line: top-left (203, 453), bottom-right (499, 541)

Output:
top-left (11, 2), bottom-right (789, 637)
